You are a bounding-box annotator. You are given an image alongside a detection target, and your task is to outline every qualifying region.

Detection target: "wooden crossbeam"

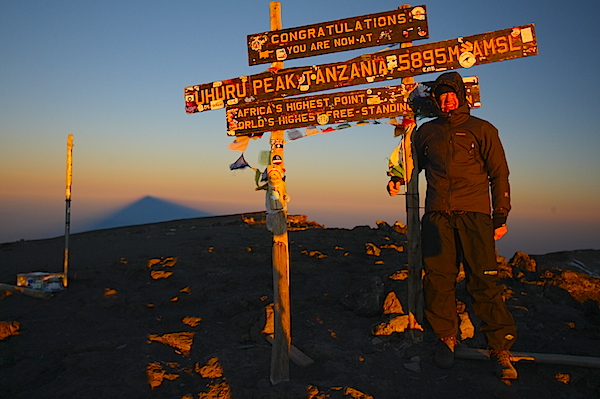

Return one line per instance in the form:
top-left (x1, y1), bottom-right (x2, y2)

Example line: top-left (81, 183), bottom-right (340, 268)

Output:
top-left (266, 335), bottom-right (315, 368)
top-left (0, 283), bottom-right (52, 299)
top-left (455, 346), bottom-right (600, 369)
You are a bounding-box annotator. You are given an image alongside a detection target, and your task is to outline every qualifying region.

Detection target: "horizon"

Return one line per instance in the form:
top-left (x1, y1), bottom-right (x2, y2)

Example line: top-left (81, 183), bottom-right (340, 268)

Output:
top-left (2, 194), bottom-right (597, 259)
top-left (1, 0), bottom-right (599, 258)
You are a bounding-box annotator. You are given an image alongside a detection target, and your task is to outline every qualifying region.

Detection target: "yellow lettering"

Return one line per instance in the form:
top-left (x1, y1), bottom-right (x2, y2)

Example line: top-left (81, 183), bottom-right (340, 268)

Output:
top-left (398, 54), bottom-right (410, 70)
top-left (447, 45), bottom-right (460, 62)
top-left (236, 83), bottom-right (247, 98)
top-left (285, 73), bottom-right (295, 90)
top-left (252, 79), bottom-right (263, 95)
top-left (350, 63), bottom-right (361, 79)
top-left (325, 67), bottom-right (337, 83)
top-left (360, 60), bottom-right (373, 76)
top-left (509, 36), bottom-right (522, 51)
top-left (377, 59), bottom-right (389, 75)
top-left (435, 47), bottom-right (447, 64)
top-left (473, 41), bottom-right (483, 57)
top-left (314, 68), bottom-right (326, 85)
top-left (482, 38), bottom-right (495, 56)
top-left (334, 36), bottom-right (356, 47)
top-left (263, 77), bottom-right (274, 93)
top-left (275, 76), bottom-right (286, 91)
top-left (338, 64), bottom-right (349, 81)
top-left (422, 49), bottom-right (435, 66)
top-left (496, 36), bottom-right (508, 53)
top-left (333, 94), bottom-right (364, 106)
top-left (225, 84), bottom-right (236, 100)
top-left (310, 40), bottom-right (330, 51)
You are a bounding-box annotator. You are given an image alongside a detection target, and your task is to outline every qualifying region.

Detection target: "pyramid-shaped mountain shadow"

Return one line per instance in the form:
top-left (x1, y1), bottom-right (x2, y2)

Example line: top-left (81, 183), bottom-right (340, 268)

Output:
top-left (90, 196), bottom-right (212, 230)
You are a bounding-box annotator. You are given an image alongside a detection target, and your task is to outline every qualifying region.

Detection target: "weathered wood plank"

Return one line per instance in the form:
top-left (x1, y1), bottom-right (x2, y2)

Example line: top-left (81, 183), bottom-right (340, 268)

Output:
top-left (266, 335), bottom-right (315, 368)
top-left (185, 24), bottom-right (536, 114)
top-left (225, 77), bottom-right (481, 136)
top-left (455, 347), bottom-right (600, 369)
top-left (0, 283), bottom-right (52, 299)
top-left (247, 5), bottom-right (428, 65)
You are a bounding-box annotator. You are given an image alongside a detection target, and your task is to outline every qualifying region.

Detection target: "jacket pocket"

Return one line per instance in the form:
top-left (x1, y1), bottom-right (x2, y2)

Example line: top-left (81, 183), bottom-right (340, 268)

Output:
top-left (451, 130), bottom-right (478, 164)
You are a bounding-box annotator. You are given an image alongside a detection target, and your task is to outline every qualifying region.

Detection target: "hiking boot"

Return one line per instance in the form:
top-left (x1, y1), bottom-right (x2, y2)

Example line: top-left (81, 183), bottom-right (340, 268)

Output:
top-left (489, 349), bottom-right (518, 380)
top-left (435, 336), bottom-right (456, 369)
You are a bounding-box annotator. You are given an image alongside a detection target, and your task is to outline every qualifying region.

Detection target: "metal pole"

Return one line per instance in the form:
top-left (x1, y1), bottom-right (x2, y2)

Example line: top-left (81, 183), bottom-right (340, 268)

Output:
top-left (63, 134), bottom-right (73, 287)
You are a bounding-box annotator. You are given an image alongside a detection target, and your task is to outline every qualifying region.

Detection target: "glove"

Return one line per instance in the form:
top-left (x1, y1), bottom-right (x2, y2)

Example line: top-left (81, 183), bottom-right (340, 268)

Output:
top-left (492, 210), bottom-right (507, 230)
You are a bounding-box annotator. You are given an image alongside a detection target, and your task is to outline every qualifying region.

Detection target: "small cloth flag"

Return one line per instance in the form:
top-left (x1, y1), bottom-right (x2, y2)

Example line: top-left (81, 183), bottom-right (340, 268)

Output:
top-left (229, 154), bottom-right (251, 170)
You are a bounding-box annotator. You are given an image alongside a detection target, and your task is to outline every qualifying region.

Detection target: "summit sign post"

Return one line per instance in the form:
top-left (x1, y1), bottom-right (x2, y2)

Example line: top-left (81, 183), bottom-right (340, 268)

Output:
top-left (184, 2), bottom-right (539, 385)
top-left (247, 6), bottom-right (428, 65)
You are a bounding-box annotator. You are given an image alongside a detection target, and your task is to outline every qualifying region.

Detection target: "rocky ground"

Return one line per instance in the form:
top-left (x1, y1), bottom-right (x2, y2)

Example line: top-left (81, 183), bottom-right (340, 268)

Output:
top-left (1, 213), bottom-right (599, 399)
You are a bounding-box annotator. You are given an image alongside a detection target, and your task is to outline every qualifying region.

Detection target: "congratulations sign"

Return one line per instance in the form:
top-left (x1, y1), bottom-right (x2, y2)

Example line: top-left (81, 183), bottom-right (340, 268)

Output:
top-left (247, 5), bottom-right (428, 65)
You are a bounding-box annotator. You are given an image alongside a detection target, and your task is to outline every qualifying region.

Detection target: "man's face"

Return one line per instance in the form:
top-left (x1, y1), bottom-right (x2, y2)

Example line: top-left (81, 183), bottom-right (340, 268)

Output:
top-left (439, 92), bottom-right (459, 113)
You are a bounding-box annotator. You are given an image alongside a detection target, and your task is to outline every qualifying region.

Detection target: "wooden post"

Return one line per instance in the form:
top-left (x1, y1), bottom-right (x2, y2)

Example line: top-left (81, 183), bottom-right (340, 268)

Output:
top-left (267, 1), bottom-right (291, 385)
top-left (63, 134), bottom-right (73, 288)
top-left (398, 13), bottom-right (424, 339)
top-left (403, 115), bottom-right (424, 341)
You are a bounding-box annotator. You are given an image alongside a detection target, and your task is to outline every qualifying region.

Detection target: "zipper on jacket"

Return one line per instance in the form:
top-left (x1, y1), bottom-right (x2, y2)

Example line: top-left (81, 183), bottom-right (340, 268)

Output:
top-left (446, 129), bottom-right (454, 211)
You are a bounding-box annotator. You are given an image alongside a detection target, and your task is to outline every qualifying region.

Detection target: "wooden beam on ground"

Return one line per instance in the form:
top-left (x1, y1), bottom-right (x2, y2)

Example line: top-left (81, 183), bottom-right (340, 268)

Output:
top-left (455, 346), bottom-right (600, 369)
top-left (0, 283), bottom-right (52, 299)
top-left (266, 335), bottom-right (315, 368)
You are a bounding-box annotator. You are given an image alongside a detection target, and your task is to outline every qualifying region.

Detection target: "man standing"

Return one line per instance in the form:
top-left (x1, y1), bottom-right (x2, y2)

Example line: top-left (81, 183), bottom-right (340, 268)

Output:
top-left (388, 71), bottom-right (518, 380)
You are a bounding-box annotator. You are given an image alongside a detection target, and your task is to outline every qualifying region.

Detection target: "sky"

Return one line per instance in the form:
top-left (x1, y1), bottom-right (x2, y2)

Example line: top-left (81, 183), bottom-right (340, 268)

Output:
top-left (1, 0), bottom-right (599, 257)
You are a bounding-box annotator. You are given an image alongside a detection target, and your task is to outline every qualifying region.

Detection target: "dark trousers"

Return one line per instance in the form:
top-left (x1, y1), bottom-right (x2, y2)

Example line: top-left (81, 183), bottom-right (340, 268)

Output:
top-left (421, 211), bottom-right (516, 350)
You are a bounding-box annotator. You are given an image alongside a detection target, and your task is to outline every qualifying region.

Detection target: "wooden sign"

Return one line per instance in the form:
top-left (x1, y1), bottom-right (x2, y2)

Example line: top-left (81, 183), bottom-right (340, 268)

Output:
top-left (225, 77), bottom-right (482, 136)
top-left (247, 6), bottom-right (428, 65)
top-left (185, 24), bottom-right (536, 114)
top-left (226, 85), bottom-right (411, 136)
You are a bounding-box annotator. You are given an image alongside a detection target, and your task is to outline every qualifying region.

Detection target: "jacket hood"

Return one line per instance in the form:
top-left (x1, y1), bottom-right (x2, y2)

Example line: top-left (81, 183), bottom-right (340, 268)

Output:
top-left (431, 72), bottom-right (468, 116)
